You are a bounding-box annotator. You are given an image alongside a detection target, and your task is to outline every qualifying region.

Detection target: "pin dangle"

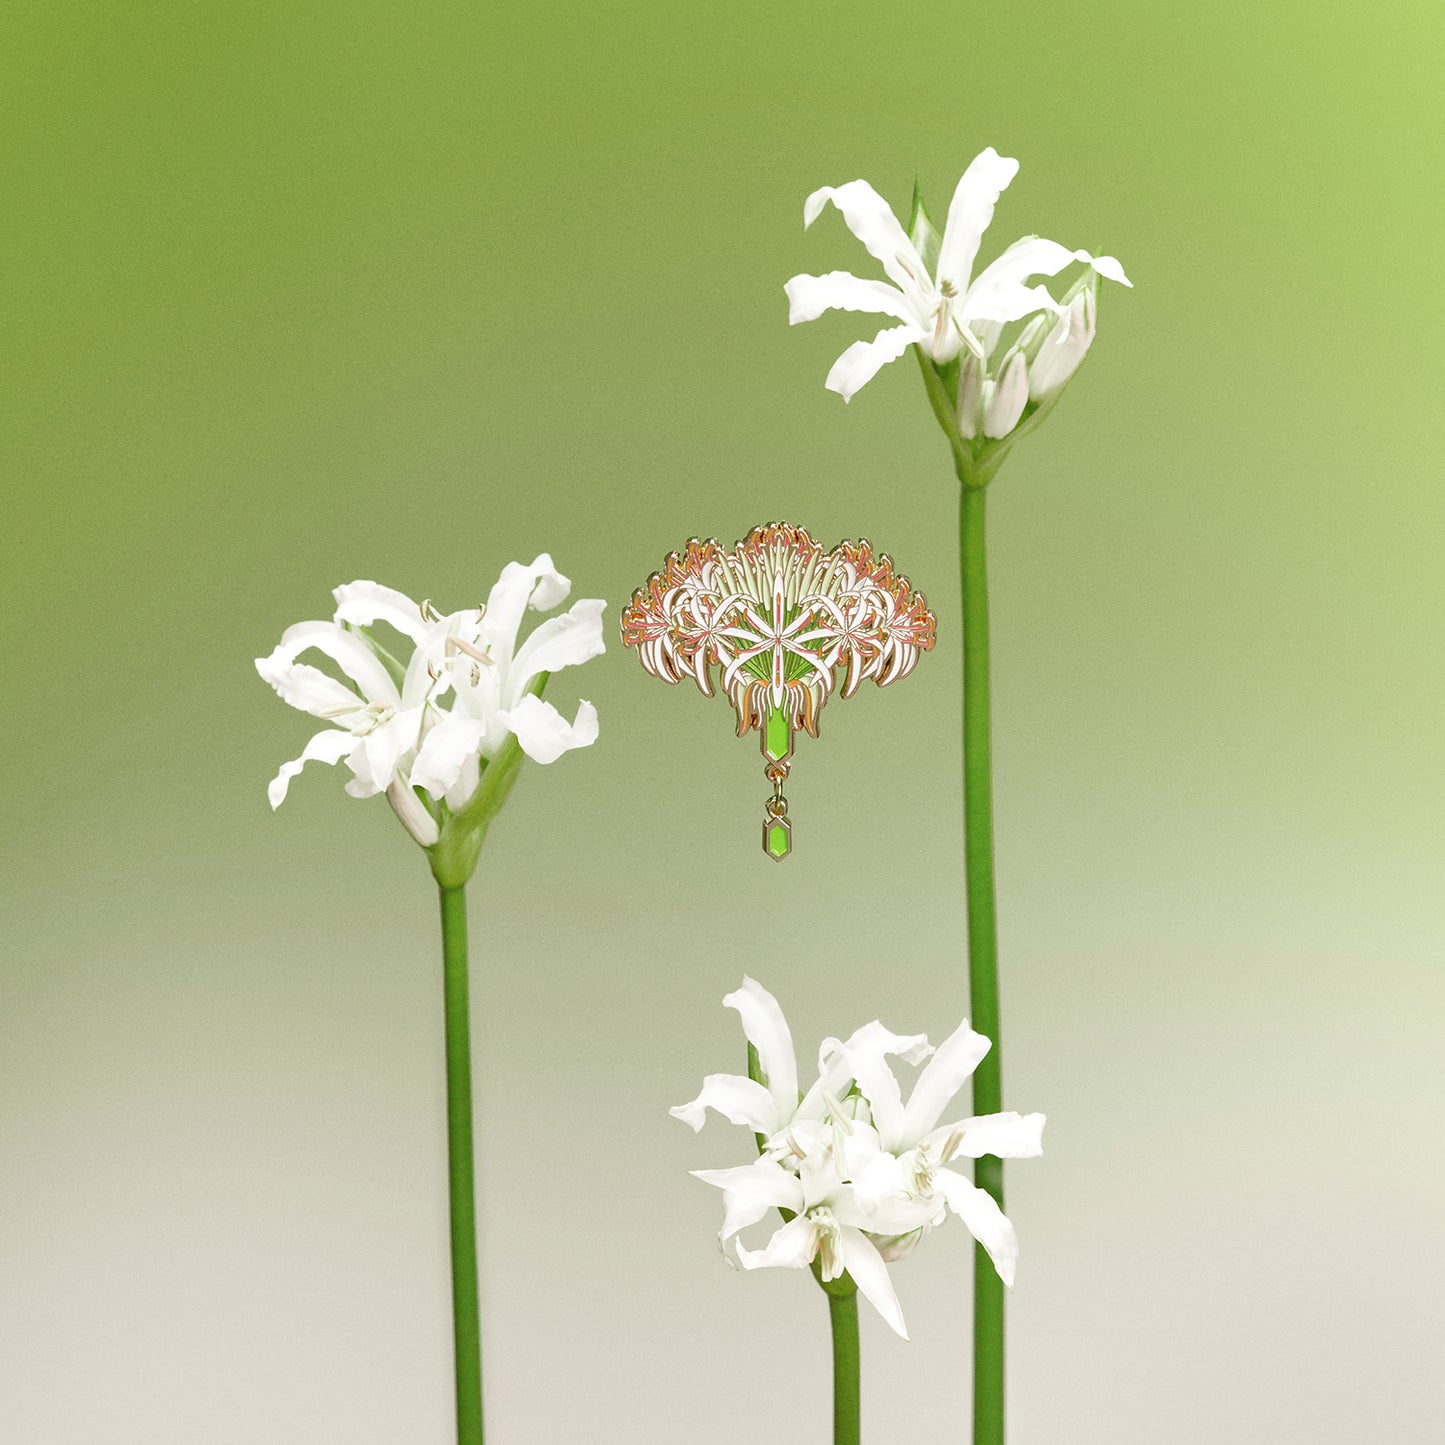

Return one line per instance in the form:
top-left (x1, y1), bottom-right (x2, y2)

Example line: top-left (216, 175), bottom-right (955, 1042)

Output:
top-left (621, 523), bottom-right (937, 861)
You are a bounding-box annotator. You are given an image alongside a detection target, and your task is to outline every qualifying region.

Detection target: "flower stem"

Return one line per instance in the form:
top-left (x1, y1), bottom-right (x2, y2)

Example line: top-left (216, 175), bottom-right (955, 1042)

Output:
top-left (960, 483), bottom-right (1004, 1445)
top-left (828, 1288), bottom-right (861, 1445)
top-left (438, 883), bottom-right (484, 1445)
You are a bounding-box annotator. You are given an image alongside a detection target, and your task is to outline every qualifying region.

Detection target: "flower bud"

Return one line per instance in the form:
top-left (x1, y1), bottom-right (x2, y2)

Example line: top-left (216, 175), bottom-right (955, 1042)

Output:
top-left (1028, 281), bottom-right (1096, 405)
top-left (956, 351), bottom-right (985, 439)
top-left (983, 346), bottom-right (1029, 439)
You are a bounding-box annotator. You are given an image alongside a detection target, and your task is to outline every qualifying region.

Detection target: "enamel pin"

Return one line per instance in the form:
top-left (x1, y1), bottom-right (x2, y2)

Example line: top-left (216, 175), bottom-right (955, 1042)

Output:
top-left (621, 523), bottom-right (936, 860)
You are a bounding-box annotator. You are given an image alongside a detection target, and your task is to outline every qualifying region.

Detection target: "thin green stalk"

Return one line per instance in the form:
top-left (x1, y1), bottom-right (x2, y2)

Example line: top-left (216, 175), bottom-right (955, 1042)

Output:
top-left (960, 483), bottom-right (1004, 1445)
top-left (438, 884), bottom-right (484, 1445)
top-left (828, 1289), bottom-right (861, 1445)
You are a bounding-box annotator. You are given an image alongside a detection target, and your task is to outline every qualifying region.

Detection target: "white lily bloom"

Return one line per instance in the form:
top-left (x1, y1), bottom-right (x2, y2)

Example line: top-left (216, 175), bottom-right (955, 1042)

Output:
top-left (256, 557), bottom-right (604, 846)
top-left (825, 1019), bottom-right (1045, 1288)
top-left (785, 145), bottom-right (1130, 406)
top-left (674, 979), bottom-right (1046, 1338)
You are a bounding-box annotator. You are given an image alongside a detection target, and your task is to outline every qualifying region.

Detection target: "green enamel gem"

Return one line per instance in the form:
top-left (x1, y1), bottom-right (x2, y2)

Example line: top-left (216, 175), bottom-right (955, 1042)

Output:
top-left (762, 705), bottom-right (792, 764)
top-left (764, 817), bottom-right (792, 861)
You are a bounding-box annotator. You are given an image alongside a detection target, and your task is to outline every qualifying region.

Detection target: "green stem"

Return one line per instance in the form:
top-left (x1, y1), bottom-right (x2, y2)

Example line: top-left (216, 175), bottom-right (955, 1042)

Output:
top-left (438, 884), bottom-right (484, 1445)
top-left (961, 484), bottom-right (1004, 1445)
top-left (828, 1289), bottom-right (861, 1445)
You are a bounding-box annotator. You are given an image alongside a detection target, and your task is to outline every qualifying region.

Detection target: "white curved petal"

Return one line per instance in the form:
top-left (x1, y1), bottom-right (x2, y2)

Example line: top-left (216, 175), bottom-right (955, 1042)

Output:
top-left (936, 1171), bottom-right (1020, 1288)
top-left (331, 580), bottom-right (429, 645)
top-left (670, 1073), bottom-right (779, 1135)
top-left (735, 1214), bottom-right (815, 1272)
top-left (900, 1019), bottom-right (992, 1142)
top-left (497, 694), bottom-right (598, 765)
top-left (824, 323), bottom-right (928, 402)
top-left (840, 1228), bottom-right (909, 1339)
top-left (936, 147), bottom-right (1020, 294)
top-left (784, 271), bottom-right (917, 326)
top-left (831, 1043), bottom-right (907, 1152)
top-left (802, 1022), bottom-right (931, 1122)
top-left (481, 555), bottom-right (573, 668)
top-left (276, 620), bottom-right (398, 706)
top-left (803, 179), bottom-right (928, 295)
top-left (505, 598), bottom-right (607, 703)
top-left (1091, 253), bottom-right (1130, 285)
top-left (984, 348), bottom-right (1029, 438)
top-left (960, 279), bottom-right (1063, 327)
top-left (256, 647), bottom-right (363, 719)
top-left (411, 711), bottom-right (488, 799)
top-left (928, 1111), bottom-right (1046, 1160)
top-left (723, 977), bottom-right (798, 1125)
top-left (693, 1161), bottom-right (805, 1242)
top-left (267, 728), bottom-right (357, 808)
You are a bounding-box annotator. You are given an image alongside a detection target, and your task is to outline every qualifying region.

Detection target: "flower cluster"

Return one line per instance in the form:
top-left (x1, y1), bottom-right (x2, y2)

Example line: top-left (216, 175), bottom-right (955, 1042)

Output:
top-left (673, 978), bottom-right (1044, 1338)
top-left (255, 558), bottom-right (604, 847)
top-left (785, 145), bottom-right (1130, 457)
top-left (621, 524), bottom-right (935, 739)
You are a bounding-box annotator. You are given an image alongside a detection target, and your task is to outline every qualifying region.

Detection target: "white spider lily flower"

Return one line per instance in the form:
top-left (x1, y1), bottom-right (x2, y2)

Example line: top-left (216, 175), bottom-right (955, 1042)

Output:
top-left (695, 1138), bottom-right (938, 1339)
top-left (255, 558), bottom-right (604, 846)
top-left (785, 145), bottom-right (1130, 404)
top-left (669, 976), bottom-right (931, 1143)
top-left (824, 1019), bottom-right (1045, 1288)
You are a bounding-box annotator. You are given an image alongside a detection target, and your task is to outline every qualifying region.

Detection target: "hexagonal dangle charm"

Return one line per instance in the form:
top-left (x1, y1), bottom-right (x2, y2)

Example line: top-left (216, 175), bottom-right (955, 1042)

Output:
top-left (621, 523), bottom-right (937, 860)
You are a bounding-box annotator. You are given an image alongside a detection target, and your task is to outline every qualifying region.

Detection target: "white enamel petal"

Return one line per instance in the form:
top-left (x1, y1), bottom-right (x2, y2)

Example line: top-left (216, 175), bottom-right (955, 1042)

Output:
top-left (266, 728), bottom-right (357, 808)
top-left (482, 555), bottom-right (573, 667)
top-left (735, 1214), bottom-right (815, 1272)
top-left (722, 977), bottom-right (798, 1125)
top-left (505, 598), bottom-right (607, 703)
top-left (803, 179), bottom-right (928, 296)
top-left (330, 581), bottom-right (430, 645)
top-left (784, 270), bottom-right (917, 326)
top-left (411, 711), bottom-right (488, 799)
top-left (669, 1073), bottom-right (779, 1135)
top-left (497, 695), bottom-right (598, 765)
top-left (929, 1111), bottom-right (1046, 1160)
top-left (901, 1019), bottom-right (992, 1141)
top-left (824, 323), bottom-right (928, 402)
top-left (840, 1227), bottom-right (909, 1339)
top-left (936, 147), bottom-right (1020, 294)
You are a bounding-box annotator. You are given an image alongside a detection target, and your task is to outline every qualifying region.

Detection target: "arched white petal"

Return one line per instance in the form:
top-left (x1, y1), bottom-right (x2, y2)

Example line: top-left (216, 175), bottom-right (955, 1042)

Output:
top-left (506, 598), bottom-right (607, 703)
top-left (936, 1170), bottom-right (1020, 1288)
top-left (693, 1160), bottom-right (805, 1245)
top-left (331, 580), bottom-right (430, 645)
top-left (497, 695), bottom-right (598, 765)
top-left (255, 648), bottom-right (362, 718)
top-left (723, 977), bottom-right (798, 1125)
top-left (803, 180), bottom-right (927, 297)
top-left (670, 1073), bottom-right (779, 1135)
top-left (735, 1214), bottom-right (815, 1272)
top-left (900, 1019), bottom-right (992, 1142)
top-left (411, 711), bottom-right (488, 799)
top-left (803, 1021), bottom-right (931, 1121)
top-left (840, 1227), bottom-right (909, 1339)
top-left (275, 620), bottom-right (399, 707)
top-left (482, 555), bottom-right (572, 667)
top-left (927, 1111), bottom-right (1046, 1160)
top-left (830, 1040), bottom-right (907, 1152)
top-left (267, 728), bottom-right (357, 808)
top-left (824, 323), bottom-right (928, 402)
top-left (960, 279), bottom-right (1063, 327)
top-left (784, 271), bottom-right (917, 327)
top-left (936, 147), bottom-right (1020, 295)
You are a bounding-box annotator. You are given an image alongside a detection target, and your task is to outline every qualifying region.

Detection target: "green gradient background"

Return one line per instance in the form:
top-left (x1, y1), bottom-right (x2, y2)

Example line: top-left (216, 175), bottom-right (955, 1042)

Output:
top-left (4, 3), bottom-right (1443, 1441)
